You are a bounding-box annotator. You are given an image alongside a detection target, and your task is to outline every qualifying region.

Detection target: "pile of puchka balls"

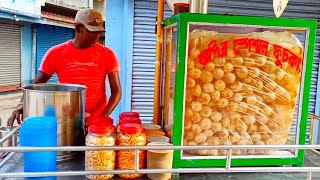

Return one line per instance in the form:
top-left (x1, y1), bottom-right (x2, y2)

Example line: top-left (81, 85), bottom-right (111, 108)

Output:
top-left (183, 30), bottom-right (303, 156)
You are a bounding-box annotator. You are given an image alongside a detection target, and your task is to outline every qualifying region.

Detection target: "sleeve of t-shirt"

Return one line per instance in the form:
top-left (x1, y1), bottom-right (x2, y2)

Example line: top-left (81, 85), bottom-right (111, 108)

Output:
top-left (106, 48), bottom-right (120, 74)
top-left (39, 47), bottom-right (57, 76)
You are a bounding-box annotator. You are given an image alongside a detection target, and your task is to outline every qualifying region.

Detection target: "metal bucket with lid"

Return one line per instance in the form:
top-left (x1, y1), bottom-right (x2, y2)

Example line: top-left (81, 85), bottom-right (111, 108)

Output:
top-left (22, 83), bottom-right (86, 161)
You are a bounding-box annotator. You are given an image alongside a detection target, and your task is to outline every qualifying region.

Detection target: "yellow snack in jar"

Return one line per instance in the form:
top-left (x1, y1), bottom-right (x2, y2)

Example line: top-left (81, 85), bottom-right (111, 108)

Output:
top-left (117, 123), bottom-right (146, 179)
top-left (85, 122), bottom-right (116, 180)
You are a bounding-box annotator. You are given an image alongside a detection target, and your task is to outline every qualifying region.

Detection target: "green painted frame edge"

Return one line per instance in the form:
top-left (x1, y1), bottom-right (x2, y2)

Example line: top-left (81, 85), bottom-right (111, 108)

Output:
top-left (164, 13), bottom-right (317, 168)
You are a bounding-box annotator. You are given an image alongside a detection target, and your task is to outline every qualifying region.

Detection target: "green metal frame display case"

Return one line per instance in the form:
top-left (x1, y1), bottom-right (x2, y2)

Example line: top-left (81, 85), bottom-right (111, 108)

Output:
top-left (161, 13), bottom-right (317, 168)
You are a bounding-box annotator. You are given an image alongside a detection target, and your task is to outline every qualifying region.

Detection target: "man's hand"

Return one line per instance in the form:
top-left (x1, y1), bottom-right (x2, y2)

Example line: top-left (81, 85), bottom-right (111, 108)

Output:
top-left (7, 103), bottom-right (23, 128)
top-left (103, 71), bottom-right (122, 116)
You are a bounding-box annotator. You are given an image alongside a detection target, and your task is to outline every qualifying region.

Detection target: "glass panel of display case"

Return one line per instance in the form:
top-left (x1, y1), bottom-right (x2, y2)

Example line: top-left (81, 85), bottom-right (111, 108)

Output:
top-left (162, 25), bottom-right (178, 140)
top-left (182, 23), bottom-right (307, 158)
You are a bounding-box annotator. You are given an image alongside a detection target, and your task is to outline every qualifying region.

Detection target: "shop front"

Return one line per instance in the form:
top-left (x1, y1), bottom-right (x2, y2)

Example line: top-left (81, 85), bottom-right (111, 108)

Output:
top-left (0, 0), bottom-right (42, 92)
top-left (35, 24), bottom-right (75, 83)
top-left (130, 0), bottom-right (320, 142)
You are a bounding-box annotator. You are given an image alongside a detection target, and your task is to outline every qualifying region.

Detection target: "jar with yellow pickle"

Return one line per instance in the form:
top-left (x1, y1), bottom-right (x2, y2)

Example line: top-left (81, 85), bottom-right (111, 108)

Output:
top-left (116, 123), bottom-right (146, 179)
top-left (85, 121), bottom-right (116, 180)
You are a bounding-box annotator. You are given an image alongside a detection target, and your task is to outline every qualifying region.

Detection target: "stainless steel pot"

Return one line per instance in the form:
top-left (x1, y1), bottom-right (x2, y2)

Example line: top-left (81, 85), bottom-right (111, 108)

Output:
top-left (22, 83), bottom-right (86, 161)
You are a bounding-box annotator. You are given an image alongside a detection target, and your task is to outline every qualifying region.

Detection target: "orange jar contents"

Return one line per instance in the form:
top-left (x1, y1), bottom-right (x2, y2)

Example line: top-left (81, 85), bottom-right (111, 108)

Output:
top-left (116, 123), bottom-right (146, 179)
top-left (85, 122), bottom-right (116, 180)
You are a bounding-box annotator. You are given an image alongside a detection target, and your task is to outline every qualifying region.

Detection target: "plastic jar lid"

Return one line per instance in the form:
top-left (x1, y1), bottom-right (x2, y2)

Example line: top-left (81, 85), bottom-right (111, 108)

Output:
top-left (119, 116), bottom-right (141, 125)
top-left (89, 121), bottom-right (115, 135)
top-left (119, 123), bottom-right (144, 134)
top-left (119, 112), bottom-right (139, 119)
top-left (91, 116), bottom-right (114, 125)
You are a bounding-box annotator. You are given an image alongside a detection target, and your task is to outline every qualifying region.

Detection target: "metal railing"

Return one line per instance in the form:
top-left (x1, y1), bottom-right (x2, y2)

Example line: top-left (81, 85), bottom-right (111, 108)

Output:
top-left (1, 144), bottom-right (320, 178)
top-left (1, 114), bottom-right (320, 178)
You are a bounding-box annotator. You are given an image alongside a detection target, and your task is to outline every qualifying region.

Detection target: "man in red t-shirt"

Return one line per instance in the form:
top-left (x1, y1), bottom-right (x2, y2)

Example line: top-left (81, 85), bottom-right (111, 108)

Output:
top-left (8, 8), bottom-right (122, 127)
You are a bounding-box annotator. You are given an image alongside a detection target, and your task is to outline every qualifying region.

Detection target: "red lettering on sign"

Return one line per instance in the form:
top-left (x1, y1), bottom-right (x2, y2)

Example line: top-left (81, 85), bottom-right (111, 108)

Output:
top-left (198, 40), bottom-right (229, 65)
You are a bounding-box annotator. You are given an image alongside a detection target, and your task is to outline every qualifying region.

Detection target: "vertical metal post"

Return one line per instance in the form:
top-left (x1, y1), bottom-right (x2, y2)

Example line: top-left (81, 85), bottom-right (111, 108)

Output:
top-left (134, 150), bottom-right (139, 173)
top-left (225, 149), bottom-right (232, 171)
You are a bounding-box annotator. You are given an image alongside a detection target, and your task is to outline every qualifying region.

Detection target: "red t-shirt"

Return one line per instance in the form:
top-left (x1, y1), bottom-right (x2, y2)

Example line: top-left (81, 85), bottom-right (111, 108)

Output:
top-left (39, 40), bottom-right (120, 125)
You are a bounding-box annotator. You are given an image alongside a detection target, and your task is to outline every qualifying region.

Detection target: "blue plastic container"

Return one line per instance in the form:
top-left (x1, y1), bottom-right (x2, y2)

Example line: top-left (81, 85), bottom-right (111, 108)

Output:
top-left (20, 116), bottom-right (58, 180)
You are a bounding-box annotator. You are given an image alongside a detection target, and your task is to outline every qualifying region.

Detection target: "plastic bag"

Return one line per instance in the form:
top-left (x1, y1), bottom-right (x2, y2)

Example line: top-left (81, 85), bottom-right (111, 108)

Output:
top-left (183, 30), bottom-right (303, 156)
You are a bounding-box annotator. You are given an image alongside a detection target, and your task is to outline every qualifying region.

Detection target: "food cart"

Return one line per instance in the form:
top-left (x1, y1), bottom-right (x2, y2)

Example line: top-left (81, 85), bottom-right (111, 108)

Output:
top-left (0, 0), bottom-right (320, 179)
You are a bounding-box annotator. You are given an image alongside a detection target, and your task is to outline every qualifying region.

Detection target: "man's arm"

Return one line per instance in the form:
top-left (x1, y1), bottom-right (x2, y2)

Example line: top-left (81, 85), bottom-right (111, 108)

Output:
top-left (102, 71), bottom-right (122, 116)
top-left (7, 71), bottom-right (52, 127)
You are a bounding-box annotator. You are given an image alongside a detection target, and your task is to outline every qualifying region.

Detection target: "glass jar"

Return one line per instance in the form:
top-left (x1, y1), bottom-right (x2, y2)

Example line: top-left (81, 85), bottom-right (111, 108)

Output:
top-left (116, 123), bottom-right (146, 179)
top-left (85, 121), bottom-right (116, 180)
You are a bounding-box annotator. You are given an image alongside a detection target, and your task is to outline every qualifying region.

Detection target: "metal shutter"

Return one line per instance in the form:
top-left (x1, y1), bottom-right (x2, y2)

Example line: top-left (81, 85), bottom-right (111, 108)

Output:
top-left (0, 23), bottom-right (21, 91)
top-left (132, 0), bottom-right (319, 141)
top-left (132, 0), bottom-right (173, 123)
top-left (36, 24), bottom-right (75, 83)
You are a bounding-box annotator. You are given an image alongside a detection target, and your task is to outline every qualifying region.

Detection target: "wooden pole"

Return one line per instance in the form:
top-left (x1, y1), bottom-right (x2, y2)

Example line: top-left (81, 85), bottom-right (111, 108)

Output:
top-left (153, 0), bottom-right (164, 125)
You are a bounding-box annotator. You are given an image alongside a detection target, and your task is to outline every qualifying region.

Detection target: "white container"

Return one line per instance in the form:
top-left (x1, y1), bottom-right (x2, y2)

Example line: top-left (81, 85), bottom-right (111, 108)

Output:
top-left (147, 142), bottom-right (174, 180)
top-left (142, 124), bottom-right (161, 131)
top-left (147, 135), bottom-right (170, 144)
